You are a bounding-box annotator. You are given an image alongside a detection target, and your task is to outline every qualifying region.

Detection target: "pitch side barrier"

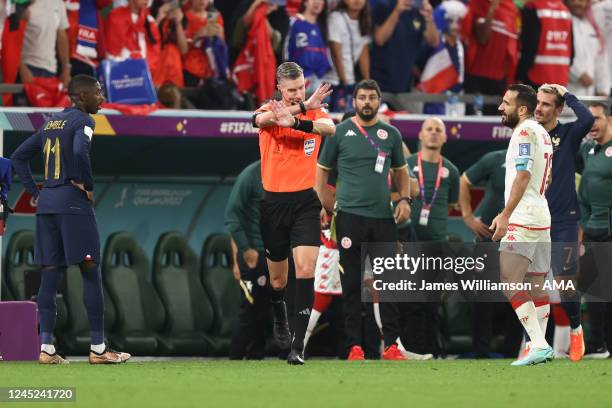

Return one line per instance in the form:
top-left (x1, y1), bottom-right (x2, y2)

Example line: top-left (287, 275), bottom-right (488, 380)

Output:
top-left (0, 107), bottom-right (588, 141)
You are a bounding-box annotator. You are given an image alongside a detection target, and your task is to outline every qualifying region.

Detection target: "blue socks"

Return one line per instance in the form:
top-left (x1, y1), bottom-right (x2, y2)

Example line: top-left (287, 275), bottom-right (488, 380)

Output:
top-left (81, 262), bottom-right (105, 345)
top-left (561, 295), bottom-right (582, 330)
top-left (37, 267), bottom-right (66, 345)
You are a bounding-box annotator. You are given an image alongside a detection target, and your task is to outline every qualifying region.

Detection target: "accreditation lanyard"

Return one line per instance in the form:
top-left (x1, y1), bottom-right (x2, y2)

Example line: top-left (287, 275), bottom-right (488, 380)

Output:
top-left (417, 152), bottom-right (443, 226)
top-left (352, 117), bottom-right (386, 174)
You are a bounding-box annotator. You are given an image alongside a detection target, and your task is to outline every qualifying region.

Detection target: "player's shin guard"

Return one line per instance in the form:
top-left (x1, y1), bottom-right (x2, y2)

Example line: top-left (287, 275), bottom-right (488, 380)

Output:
top-left (292, 278), bottom-right (314, 351)
top-left (511, 291), bottom-right (548, 349)
top-left (534, 295), bottom-right (550, 337)
top-left (37, 267), bottom-right (67, 345)
top-left (81, 262), bottom-right (105, 345)
top-left (560, 294), bottom-right (582, 331)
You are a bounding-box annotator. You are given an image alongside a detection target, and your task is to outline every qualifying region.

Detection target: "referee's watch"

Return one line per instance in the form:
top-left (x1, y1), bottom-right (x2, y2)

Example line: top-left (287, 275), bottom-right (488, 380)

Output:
top-left (298, 101), bottom-right (307, 115)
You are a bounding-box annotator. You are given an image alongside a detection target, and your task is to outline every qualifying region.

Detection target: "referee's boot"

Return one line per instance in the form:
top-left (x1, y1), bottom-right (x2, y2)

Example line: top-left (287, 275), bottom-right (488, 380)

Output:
top-left (287, 349), bottom-right (305, 365)
top-left (272, 300), bottom-right (291, 350)
top-left (89, 347), bottom-right (131, 364)
top-left (287, 339), bottom-right (305, 365)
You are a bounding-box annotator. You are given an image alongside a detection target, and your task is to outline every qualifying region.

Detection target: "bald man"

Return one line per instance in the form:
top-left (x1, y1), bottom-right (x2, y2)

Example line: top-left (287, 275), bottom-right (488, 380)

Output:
top-left (405, 117), bottom-right (460, 357)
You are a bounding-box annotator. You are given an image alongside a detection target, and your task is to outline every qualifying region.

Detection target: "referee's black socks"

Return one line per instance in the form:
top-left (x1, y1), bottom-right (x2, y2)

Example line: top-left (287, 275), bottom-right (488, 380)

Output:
top-left (271, 287), bottom-right (286, 317)
top-left (292, 278), bottom-right (314, 351)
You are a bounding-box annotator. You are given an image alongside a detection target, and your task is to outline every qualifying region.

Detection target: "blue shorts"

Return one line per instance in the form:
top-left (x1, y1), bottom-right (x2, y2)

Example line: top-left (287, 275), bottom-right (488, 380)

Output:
top-left (550, 221), bottom-right (579, 277)
top-left (35, 214), bottom-right (100, 266)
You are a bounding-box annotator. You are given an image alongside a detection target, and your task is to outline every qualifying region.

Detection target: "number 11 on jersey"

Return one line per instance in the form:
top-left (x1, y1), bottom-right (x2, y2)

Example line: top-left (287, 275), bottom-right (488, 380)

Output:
top-left (43, 138), bottom-right (61, 180)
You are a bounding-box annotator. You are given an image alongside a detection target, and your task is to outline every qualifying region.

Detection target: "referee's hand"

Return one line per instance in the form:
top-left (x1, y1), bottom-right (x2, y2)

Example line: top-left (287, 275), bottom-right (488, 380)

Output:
top-left (394, 200), bottom-right (411, 224)
top-left (305, 82), bottom-right (333, 110)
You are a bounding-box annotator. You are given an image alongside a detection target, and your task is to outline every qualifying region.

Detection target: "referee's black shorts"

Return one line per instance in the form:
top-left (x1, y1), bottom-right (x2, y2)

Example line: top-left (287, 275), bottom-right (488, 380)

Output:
top-left (260, 188), bottom-right (321, 261)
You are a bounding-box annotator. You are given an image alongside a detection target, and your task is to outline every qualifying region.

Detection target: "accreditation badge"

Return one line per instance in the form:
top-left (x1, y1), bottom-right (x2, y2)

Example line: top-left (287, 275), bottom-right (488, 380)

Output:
top-left (375, 152), bottom-right (386, 174)
top-left (419, 206), bottom-right (431, 226)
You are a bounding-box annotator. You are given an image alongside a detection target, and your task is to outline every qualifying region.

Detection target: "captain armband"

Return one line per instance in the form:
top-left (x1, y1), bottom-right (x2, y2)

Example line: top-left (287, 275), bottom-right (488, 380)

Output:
top-left (514, 157), bottom-right (533, 172)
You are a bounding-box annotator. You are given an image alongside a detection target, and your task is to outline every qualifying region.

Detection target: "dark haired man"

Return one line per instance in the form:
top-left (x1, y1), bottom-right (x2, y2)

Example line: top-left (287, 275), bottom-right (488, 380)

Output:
top-left (491, 83), bottom-right (554, 366)
top-left (316, 79), bottom-right (412, 361)
top-left (11, 75), bottom-right (130, 365)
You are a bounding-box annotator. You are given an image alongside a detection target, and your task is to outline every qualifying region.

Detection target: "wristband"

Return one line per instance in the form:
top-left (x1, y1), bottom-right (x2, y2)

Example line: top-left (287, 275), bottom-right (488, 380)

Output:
top-left (299, 101), bottom-right (307, 115)
top-left (292, 117), bottom-right (314, 133)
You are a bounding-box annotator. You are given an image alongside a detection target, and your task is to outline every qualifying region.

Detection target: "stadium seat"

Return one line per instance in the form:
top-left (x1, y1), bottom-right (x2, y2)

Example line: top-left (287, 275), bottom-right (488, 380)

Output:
top-left (200, 234), bottom-right (240, 354)
top-left (1, 268), bottom-right (14, 301)
top-left (4, 230), bottom-right (68, 332)
top-left (58, 266), bottom-right (116, 355)
top-left (153, 232), bottom-right (218, 355)
top-left (102, 232), bottom-right (166, 355)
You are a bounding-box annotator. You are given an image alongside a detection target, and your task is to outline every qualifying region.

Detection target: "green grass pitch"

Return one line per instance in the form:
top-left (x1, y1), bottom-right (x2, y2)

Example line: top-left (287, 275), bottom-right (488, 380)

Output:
top-left (1, 359), bottom-right (611, 407)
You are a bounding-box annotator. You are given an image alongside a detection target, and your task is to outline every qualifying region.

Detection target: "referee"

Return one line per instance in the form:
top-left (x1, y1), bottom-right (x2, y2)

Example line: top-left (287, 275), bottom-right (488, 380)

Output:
top-left (253, 62), bottom-right (335, 365)
top-left (316, 79), bottom-right (412, 361)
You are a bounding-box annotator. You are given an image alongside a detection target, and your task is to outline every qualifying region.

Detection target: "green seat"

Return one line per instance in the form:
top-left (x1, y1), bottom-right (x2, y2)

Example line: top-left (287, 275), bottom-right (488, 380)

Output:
top-left (4, 230), bottom-right (68, 331)
top-left (200, 234), bottom-right (240, 354)
top-left (153, 232), bottom-right (218, 355)
top-left (58, 266), bottom-right (116, 355)
top-left (1, 268), bottom-right (14, 301)
top-left (102, 232), bottom-right (165, 355)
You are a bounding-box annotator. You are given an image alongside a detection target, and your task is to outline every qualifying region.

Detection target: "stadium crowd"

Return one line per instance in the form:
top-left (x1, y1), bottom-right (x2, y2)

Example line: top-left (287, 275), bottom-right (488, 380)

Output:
top-left (0, 0), bottom-right (610, 112)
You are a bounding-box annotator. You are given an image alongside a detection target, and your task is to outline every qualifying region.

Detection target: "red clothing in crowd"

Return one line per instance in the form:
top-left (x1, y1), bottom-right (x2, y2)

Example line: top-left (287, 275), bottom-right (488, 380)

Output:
top-left (65, 0), bottom-right (111, 67)
top-left (1, 18), bottom-right (27, 105)
top-left (463, 0), bottom-right (519, 82)
top-left (232, 5), bottom-right (275, 103)
top-left (524, 0), bottom-right (572, 87)
top-left (104, 5), bottom-right (161, 75)
top-left (182, 10), bottom-right (224, 80)
top-left (153, 17), bottom-right (184, 87)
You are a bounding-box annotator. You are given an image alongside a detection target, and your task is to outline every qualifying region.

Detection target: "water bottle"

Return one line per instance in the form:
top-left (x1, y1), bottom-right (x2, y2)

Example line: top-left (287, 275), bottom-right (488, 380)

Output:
top-left (474, 94), bottom-right (484, 116)
top-left (446, 92), bottom-right (460, 117)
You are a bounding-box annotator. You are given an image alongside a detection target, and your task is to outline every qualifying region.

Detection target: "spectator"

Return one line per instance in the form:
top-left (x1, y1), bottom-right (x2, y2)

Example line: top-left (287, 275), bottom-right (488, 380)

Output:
top-left (417, 0), bottom-right (467, 115)
top-left (371, 0), bottom-right (439, 113)
top-left (592, 0), bottom-right (612, 95)
top-left (325, 0), bottom-right (372, 112)
top-left (284, 0), bottom-right (331, 94)
top-left (104, 0), bottom-right (161, 77)
top-left (462, 0), bottom-right (518, 115)
top-left (182, 0), bottom-right (227, 87)
top-left (64, 0), bottom-right (112, 77)
top-left (19, 0), bottom-right (70, 87)
top-left (1, 0), bottom-right (31, 106)
top-left (151, 0), bottom-right (188, 87)
top-left (232, 2), bottom-right (277, 103)
top-left (567, 0), bottom-right (610, 96)
top-left (516, 0), bottom-right (572, 90)
top-left (229, 0), bottom-right (289, 65)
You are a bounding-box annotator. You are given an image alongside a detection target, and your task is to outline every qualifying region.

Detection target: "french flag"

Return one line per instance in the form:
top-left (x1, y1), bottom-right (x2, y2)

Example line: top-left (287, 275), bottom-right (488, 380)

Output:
top-left (417, 44), bottom-right (460, 94)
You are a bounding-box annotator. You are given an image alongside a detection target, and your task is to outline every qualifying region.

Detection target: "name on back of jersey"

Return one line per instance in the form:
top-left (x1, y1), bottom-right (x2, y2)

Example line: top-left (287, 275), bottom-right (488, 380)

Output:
top-left (44, 120), bottom-right (67, 131)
